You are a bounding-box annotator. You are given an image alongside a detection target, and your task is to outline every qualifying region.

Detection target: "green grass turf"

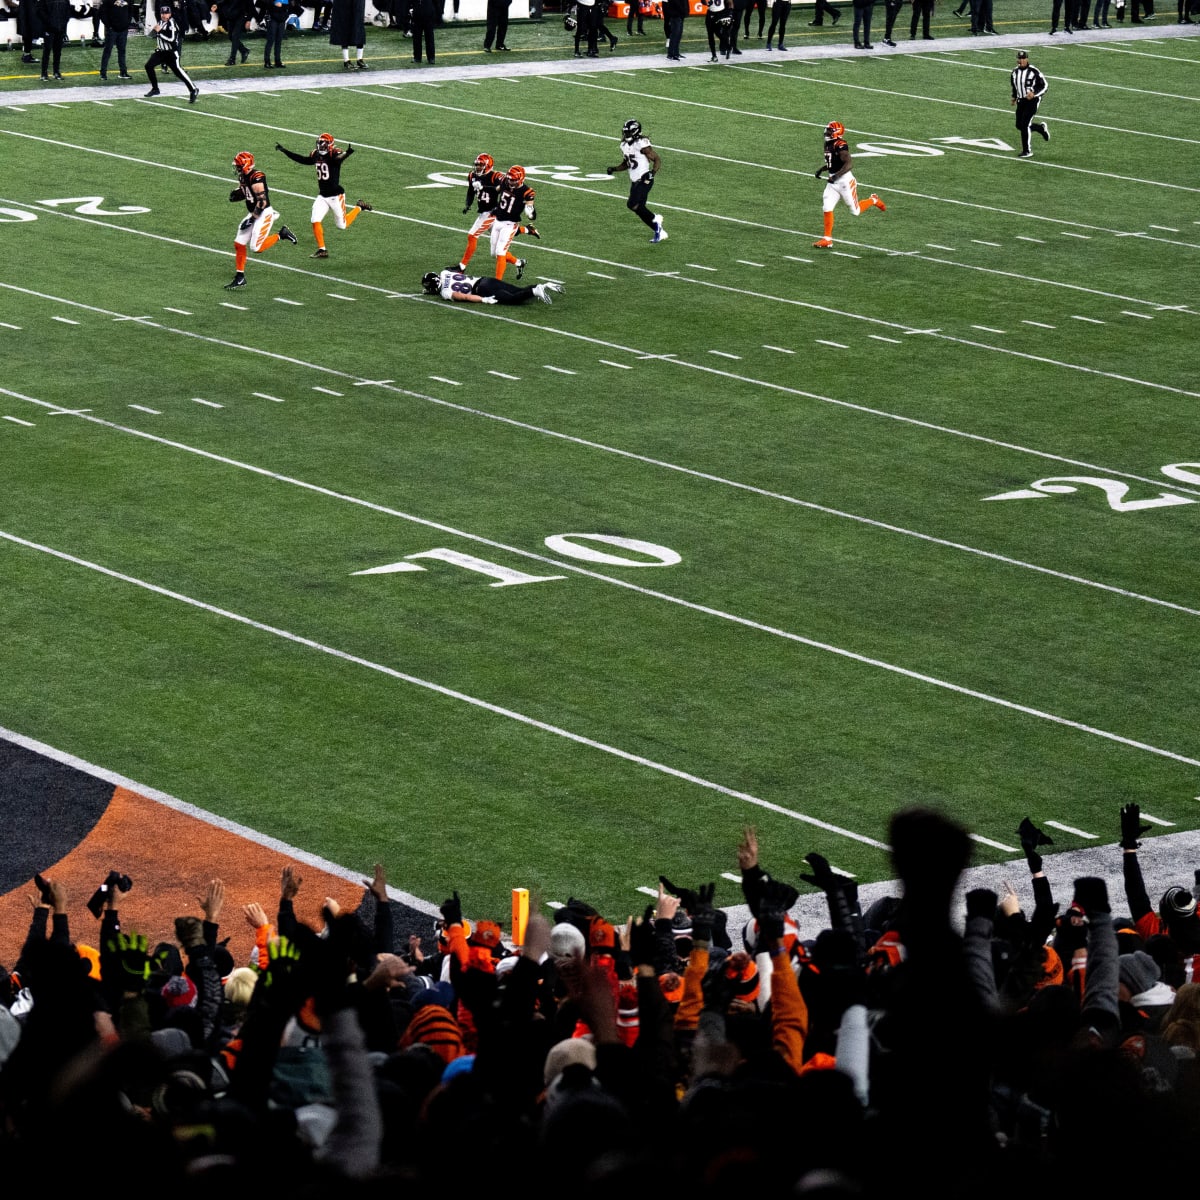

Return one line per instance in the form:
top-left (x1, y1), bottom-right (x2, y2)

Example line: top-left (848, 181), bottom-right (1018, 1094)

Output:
top-left (2, 24), bottom-right (1198, 918)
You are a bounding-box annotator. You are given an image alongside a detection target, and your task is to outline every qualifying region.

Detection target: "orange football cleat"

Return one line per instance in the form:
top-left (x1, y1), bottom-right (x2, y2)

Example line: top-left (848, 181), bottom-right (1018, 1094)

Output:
top-left (813, 238), bottom-right (833, 248)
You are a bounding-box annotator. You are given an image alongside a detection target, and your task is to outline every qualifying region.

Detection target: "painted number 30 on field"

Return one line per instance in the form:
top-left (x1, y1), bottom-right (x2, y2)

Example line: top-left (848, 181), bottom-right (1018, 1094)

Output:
top-left (352, 533), bottom-right (680, 587)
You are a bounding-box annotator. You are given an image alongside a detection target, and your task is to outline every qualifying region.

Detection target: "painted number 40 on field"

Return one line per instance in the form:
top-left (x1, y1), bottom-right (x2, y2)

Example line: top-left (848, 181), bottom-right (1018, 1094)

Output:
top-left (983, 463), bottom-right (1200, 513)
top-left (352, 533), bottom-right (680, 587)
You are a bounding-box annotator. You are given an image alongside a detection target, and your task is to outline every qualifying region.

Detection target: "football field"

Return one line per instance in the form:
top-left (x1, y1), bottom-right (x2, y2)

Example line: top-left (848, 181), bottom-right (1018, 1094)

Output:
top-left (3, 25), bottom-right (1199, 921)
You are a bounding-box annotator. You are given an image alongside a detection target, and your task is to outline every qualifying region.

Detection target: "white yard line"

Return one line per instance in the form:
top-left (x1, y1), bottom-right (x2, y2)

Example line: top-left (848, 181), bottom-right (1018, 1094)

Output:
top-left (0, 532), bottom-right (894, 850)
top-left (5, 279), bottom-right (1200, 631)
top-left (7, 369), bottom-right (1200, 770)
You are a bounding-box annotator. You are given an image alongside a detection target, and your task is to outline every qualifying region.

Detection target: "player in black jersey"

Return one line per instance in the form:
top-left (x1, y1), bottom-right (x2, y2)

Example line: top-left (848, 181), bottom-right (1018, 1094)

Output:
top-left (459, 153), bottom-right (539, 274)
top-left (490, 165), bottom-right (537, 280)
top-left (275, 134), bottom-right (372, 258)
top-left (813, 120), bottom-right (886, 248)
top-left (225, 151), bottom-right (298, 289)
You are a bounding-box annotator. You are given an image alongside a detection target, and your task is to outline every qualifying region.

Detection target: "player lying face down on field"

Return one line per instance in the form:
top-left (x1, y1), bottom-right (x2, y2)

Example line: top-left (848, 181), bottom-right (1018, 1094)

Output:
top-left (421, 269), bottom-right (564, 305)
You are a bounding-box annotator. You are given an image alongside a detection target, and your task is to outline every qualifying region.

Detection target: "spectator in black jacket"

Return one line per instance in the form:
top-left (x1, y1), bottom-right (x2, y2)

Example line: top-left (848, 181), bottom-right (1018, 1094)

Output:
top-left (262, 0), bottom-right (288, 66)
top-left (99, 0), bottom-right (135, 78)
top-left (36, 0), bottom-right (71, 79)
top-left (217, 0), bottom-right (251, 61)
top-left (18, 0), bottom-right (45, 63)
top-left (329, 0), bottom-right (367, 68)
top-left (410, 0), bottom-right (436, 60)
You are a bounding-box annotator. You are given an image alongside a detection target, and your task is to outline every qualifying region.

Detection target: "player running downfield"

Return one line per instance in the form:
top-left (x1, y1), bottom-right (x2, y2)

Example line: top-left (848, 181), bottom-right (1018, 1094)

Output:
top-left (224, 151), bottom-right (298, 289)
top-left (274, 134), bottom-right (372, 258)
top-left (812, 121), bottom-right (886, 249)
top-left (607, 119), bottom-right (667, 243)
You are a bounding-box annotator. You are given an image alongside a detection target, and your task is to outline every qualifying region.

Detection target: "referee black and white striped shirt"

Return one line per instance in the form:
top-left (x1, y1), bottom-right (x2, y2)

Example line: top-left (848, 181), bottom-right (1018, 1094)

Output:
top-left (1011, 58), bottom-right (1048, 101)
top-left (154, 12), bottom-right (181, 53)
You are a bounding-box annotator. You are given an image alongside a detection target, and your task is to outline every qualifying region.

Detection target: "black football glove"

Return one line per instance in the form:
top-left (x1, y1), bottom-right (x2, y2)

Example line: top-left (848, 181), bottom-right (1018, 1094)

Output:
top-left (690, 882), bottom-right (717, 944)
top-left (628, 905), bottom-right (657, 968)
top-left (660, 875), bottom-right (700, 916)
top-left (1120, 803), bottom-right (1150, 850)
top-left (1018, 817), bottom-right (1053, 873)
top-left (799, 852), bottom-right (850, 895)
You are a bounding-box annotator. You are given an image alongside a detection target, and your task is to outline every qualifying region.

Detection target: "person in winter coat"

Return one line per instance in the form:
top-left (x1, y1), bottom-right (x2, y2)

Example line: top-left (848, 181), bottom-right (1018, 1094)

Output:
top-left (328, 0), bottom-right (367, 68)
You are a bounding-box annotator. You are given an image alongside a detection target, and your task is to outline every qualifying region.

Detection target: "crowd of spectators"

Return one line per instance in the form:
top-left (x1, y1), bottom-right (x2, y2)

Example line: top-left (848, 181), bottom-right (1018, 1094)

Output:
top-left (3, 803), bottom-right (1200, 1196)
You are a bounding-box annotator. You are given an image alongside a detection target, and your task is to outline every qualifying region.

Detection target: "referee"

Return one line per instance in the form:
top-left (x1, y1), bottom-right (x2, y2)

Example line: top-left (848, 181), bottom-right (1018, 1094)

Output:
top-left (1010, 49), bottom-right (1049, 158)
top-left (144, 4), bottom-right (199, 102)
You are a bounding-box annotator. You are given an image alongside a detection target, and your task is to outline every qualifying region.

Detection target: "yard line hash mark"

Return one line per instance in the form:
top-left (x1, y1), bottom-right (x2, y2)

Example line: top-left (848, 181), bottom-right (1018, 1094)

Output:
top-left (253, 392), bottom-right (285, 402)
top-left (709, 350), bottom-right (741, 359)
top-left (488, 370), bottom-right (521, 380)
top-left (2, 415), bottom-right (34, 426)
top-left (599, 359), bottom-right (632, 369)
top-left (971, 834), bottom-right (1020, 854)
top-left (1122, 311), bottom-right (1154, 319)
top-left (163, 307), bottom-right (192, 315)
top-left (327, 293), bottom-right (356, 301)
top-left (869, 335), bottom-right (902, 343)
top-left (544, 365), bottom-right (576, 375)
top-left (762, 344), bottom-right (794, 354)
top-left (587, 271), bottom-right (615, 279)
top-left (1061, 232), bottom-right (1091, 240)
top-left (737, 260), bottom-right (765, 267)
top-left (220, 302), bottom-right (247, 311)
top-left (1142, 813), bottom-right (1176, 827)
top-left (191, 398), bottom-right (223, 408)
top-left (1071, 315), bottom-right (1106, 324)
top-left (129, 405), bottom-right (161, 414)
top-left (1044, 821), bottom-right (1099, 840)
top-left (312, 386), bottom-right (343, 396)
top-left (816, 339), bottom-right (849, 348)
top-left (972, 325), bottom-right (1006, 334)
top-left (51, 316), bottom-right (79, 325)
top-left (274, 297), bottom-right (304, 306)
top-left (0, 322), bottom-right (20, 330)
top-left (1022, 320), bottom-right (1056, 328)
top-left (429, 376), bottom-right (462, 386)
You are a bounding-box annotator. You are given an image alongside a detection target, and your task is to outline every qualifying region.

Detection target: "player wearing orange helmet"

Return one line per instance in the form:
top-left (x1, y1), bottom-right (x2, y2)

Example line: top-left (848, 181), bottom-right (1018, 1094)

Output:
top-left (489, 166), bottom-right (537, 280)
top-left (274, 134), bottom-right (372, 259)
top-left (812, 121), bottom-right (886, 249)
top-left (225, 150), bottom-right (298, 289)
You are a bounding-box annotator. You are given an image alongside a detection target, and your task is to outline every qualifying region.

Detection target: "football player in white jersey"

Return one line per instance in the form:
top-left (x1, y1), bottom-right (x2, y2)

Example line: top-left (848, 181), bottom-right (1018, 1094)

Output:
top-left (606, 119), bottom-right (667, 244)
